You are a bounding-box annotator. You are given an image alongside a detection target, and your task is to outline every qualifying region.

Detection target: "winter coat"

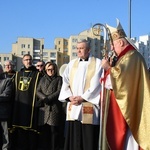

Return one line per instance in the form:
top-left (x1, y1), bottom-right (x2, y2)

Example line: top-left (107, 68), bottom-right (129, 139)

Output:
top-left (0, 78), bottom-right (12, 120)
top-left (36, 74), bottom-right (63, 126)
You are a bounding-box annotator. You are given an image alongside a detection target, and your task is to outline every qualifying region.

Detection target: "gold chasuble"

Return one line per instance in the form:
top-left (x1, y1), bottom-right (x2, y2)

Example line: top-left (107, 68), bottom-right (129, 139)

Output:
top-left (68, 57), bottom-right (96, 124)
top-left (110, 50), bottom-right (150, 149)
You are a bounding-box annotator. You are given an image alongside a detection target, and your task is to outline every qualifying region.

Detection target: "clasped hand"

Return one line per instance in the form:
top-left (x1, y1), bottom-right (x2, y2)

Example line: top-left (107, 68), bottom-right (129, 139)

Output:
top-left (69, 96), bottom-right (83, 106)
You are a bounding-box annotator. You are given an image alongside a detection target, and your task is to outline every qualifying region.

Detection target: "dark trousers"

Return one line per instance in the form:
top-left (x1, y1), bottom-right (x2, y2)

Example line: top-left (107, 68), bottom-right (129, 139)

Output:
top-left (37, 124), bottom-right (61, 150)
top-left (11, 128), bottom-right (38, 150)
top-left (64, 121), bottom-right (100, 150)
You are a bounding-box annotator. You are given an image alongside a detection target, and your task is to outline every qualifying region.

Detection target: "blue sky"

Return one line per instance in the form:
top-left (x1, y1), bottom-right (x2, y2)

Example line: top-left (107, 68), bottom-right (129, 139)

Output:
top-left (0, 0), bottom-right (149, 53)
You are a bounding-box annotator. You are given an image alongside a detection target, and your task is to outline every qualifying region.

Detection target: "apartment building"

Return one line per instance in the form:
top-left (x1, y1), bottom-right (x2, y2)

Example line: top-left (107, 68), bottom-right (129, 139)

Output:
top-left (0, 53), bottom-right (16, 70)
top-left (133, 35), bottom-right (150, 68)
top-left (11, 37), bottom-right (44, 70)
top-left (0, 29), bottom-right (149, 71)
top-left (0, 28), bottom-right (106, 70)
top-left (42, 48), bottom-right (59, 65)
top-left (67, 28), bottom-right (102, 60)
top-left (54, 38), bottom-right (69, 68)
top-left (54, 28), bottom-right (102, 66)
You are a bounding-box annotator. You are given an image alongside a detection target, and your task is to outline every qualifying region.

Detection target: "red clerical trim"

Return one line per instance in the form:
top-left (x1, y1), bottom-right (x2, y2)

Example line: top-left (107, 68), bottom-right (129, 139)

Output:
top-left (106, 91), bottom-right (127, 149)
top-left (118, 45), bottom-right (135, 60)
top-left (100, 69), bottom-right (111, 84)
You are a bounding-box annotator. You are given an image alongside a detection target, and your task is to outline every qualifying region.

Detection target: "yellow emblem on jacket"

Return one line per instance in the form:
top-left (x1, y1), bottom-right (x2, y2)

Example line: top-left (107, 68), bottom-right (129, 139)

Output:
top-left (18, 77), bottom-right (32, 91)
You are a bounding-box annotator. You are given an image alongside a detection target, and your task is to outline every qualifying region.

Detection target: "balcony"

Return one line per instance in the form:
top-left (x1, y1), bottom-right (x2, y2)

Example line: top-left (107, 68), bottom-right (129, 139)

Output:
top-left (33, 49), bottom-right (41, 52)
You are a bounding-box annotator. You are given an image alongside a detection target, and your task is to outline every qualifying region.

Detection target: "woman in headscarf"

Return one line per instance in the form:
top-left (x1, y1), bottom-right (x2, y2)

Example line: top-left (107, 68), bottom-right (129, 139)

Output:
top-left (36, 61), bottom-right (64, 150)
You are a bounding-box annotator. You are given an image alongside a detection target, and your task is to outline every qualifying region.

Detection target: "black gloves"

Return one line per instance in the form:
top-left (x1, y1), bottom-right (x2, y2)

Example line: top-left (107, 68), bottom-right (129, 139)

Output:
top-left (36, 97), bottom-right (50, 107)
top-left (43, 98), bottom-right (49, 104)
top-left (35, 100), bottom-right (44, 107)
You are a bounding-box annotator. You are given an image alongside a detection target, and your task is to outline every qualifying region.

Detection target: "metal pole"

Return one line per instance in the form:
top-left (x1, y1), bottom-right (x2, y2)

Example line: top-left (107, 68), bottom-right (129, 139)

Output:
top-left (129, 0), bottom-right (131, 38)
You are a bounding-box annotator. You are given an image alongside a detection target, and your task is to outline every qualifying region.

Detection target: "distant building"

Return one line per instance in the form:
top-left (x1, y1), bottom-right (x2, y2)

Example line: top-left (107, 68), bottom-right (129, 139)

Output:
top-left (11, 37), bottom-right (44, 70)
top-left (0, 29), bottom-right (149, 70)
top-left (54, 28), bottom-right (102, 69)
top-left (133, 35), bottom-right (150, 68)
top-left (0, 53), bottom-right (15, 70)
top-left (54, 38), bottom-right (69, 68)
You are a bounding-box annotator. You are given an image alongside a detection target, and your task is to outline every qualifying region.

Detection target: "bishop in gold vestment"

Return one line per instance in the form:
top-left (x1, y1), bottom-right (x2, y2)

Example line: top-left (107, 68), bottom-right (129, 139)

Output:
top-left (101, 19), bottom-right (150, 150)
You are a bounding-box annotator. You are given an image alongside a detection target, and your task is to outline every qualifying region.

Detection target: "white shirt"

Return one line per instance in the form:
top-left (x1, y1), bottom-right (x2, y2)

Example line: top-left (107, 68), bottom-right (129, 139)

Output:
top-left (59, 56), bottom-right (103, 125)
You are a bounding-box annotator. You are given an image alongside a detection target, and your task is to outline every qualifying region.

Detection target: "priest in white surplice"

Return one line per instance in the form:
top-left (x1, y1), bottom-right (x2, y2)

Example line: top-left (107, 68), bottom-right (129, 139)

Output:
top-left (59, 39), bottom-right (102, 150)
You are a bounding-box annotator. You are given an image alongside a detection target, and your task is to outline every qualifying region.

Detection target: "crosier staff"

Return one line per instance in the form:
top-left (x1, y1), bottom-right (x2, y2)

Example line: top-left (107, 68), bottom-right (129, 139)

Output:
top-left (92, 23), bottom-right (112, 150)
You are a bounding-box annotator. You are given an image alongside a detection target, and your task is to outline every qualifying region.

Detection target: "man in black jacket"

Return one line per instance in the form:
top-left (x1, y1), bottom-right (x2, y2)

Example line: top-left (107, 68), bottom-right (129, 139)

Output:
top-left (12, 54), bottom-right (41, 150)
top-left (0, 64), bottom-right (12, 150)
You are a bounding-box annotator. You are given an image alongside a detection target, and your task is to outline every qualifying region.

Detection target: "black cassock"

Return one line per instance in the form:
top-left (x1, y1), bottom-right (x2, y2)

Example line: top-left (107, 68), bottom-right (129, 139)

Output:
top-left (12, 66), bottom-right (40, 132)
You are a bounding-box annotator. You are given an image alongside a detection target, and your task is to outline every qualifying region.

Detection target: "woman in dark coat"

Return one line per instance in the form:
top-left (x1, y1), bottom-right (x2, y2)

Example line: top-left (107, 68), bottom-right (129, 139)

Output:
top-left (36, 61), bottom-right (63, 150)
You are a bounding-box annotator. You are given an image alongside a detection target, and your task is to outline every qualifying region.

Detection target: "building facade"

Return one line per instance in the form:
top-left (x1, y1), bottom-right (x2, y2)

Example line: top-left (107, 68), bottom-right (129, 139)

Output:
top-left (133, 35), bottom-right (150, 68)
top-left (11, 37), bottom-right (44, 70)
top-left (0, 30), bottom-right (149, 71)
top-left (0, 53), bottom-right (15, 70)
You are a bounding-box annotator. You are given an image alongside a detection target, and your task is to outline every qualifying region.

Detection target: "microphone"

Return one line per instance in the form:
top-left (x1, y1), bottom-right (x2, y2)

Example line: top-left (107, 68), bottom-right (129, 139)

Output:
top-left (108, 51), bottom-right (113, 62)
top-left (107, 51), bottom-right (118, 67)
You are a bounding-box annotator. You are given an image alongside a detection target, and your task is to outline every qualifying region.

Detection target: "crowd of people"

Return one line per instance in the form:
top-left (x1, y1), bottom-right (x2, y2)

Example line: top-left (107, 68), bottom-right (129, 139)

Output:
top-left (0, 56), bottom-right (65, 150)
top-left (0, 19), bottom-right (150, 150)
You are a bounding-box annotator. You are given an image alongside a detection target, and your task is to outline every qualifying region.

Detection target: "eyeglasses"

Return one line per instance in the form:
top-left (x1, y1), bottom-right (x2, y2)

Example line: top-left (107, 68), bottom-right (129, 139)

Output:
top-left (37, 65), bottom-right (44, 67)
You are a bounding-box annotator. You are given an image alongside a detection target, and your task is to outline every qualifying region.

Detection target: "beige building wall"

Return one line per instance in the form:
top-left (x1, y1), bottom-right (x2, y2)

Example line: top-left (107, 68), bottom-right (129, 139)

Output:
top-left (54, 28), bottom-right (103, 68)
top-left (79, 28), bottom-right (102, 58)
top-left (67, 28), bottom-right (102, 61)
top-left (0, 27), bottom-right (104, 71)
top-left (68, 35), bottom-right (87, 60)
top-left (42, 48), bottom-right (64, 69)
top-left (0, 53), bottom-right (14, 70)
top-left (11, 37), bottom-right (44, 70)
top-left (43, 49), bottom-right (57, 63)
top-left (54, 38), bottom-right (69, 68)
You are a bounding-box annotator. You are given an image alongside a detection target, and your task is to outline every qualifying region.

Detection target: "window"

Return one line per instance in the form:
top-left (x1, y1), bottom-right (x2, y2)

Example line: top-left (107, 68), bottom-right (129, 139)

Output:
top-left (21, 51), bottom-right (26, 55)
top-left (43, 52), bottom-right (48, 56)
top-left (72, 52), bottom-right (77, 57)
top-left (28, 44), bottom-right (30, 49)
top-left (50, 53), bottom-right (56, 58)
top-left (4, 57), bottom-right (9, 61)
top-left (34, 46), bottom-right (40, 50)
top-left (51, 60), bottom-right (56, 63)
top-left (21, 44), bottom-right (25, 48)
top-left (64, 41), bottom-right (68, 46)
top-left (64, 49), bottom-right (68, 52)
top-left (72, 38), bottom-right (78, 42)
top-left (72, 45), bottom-right (76, 49)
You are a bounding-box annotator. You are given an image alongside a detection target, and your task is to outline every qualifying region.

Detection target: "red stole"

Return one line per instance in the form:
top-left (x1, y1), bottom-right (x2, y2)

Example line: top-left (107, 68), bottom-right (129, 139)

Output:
top-left (106, 90), bottom-right (127, 149)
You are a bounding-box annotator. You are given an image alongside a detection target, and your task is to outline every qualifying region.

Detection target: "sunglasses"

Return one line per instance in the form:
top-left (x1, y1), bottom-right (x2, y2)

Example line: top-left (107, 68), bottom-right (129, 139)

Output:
top-left (37, 65), bottom-right (44, 67)
top-left (46, 69), bottom-right (54, 72)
